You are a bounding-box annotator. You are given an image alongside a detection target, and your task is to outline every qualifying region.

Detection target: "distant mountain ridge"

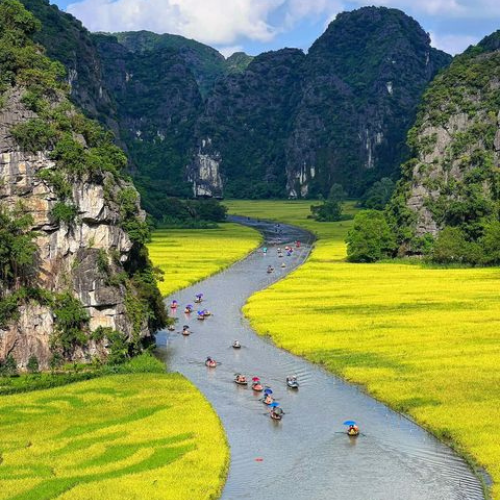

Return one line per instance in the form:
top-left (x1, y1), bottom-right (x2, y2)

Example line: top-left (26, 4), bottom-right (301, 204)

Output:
top-left (21, 0), bottom-right (452, 217)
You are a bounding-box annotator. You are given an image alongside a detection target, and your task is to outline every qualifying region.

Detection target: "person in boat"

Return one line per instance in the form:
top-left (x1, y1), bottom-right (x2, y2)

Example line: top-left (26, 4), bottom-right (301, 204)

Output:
top-left (347, 424), bottom-right (359, 435)
top-left (296, 240), bottom-right (301, 248)
top-left (235, 374), bottom-right (247, 383)
top-left (195, 293), bottom-right (203, 303)
top-left (182, 325), bottom-right (190, 334)
top-left (233, 340), bottom-right (241, 348)
top-left (263, 394), bottom-right (274, 405)
top-left (206, 356), bottom-right (216, 367)
top-left (170, 300), bottom-right (178, 309)
top-left (267, 265), bottom-right (274, 274)
top-left (263, 247), bottom-right (268, 254)
top-left (271, 407), bottom-right (283, 419)
top-left (202, 309), bottom-right (211, 317)
top-left (281, 262), bottom-right (286, 268)
top-left (184, 304), bottom-right (193, 313)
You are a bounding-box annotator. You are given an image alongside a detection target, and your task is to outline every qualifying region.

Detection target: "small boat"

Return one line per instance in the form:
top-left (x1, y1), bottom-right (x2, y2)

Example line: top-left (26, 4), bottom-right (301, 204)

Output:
top-left (205, 358), bottom-right (217, 368)
top-left (286, 376), bottom-right (299, 389)
top-left (167, 325), bottom-right (175, 332)
top-left (232, 341), bottom-right (242, 349)
top-left (194, 294), bottom-right (203, 304)
top-left (184, 306), bottom-right (193, 314)
top-left (252, 382), bottom-right (263, 392)
top-left (202, 310), bottom-right (212, 317)
top-left (263, 396), bottom-right (274, 405)
top-left (197, 312), bottom-right (205, 321)
top-left (234, 374), bottom-right (248, 385)
top-left (344, 421), bottom-right (360, 436)
top-left (270, 407), bottom-right (283, 421)
top-left (181, 329), bottom-right (191, 336)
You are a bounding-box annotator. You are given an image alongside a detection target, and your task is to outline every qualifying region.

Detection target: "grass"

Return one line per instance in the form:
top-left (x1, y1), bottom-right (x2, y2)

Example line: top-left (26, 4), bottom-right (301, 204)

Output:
top-left (0, 366), bottom-right (229, 500)
top-left (148, 223), bottom-right (262, 296)
top-left (227, 200), bottom-right (500, 499)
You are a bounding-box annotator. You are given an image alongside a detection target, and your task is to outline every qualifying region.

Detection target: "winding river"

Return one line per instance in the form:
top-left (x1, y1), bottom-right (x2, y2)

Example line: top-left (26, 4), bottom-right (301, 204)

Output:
top-left (157, 217), bottom-right (485, 500)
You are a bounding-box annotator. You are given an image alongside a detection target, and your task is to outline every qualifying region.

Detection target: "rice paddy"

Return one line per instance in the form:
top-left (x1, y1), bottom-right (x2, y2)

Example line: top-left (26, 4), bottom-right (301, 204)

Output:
top-left (0, 373), bottom-right (229, 500)
top-left (149, 223), bottom-right (261, 296)
top-left (227, 200), bottom-right (500, 499)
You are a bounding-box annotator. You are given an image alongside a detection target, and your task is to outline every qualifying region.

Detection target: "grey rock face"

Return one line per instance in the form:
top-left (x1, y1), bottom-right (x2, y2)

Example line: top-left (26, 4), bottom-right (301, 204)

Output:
top-left (0, 89), bottom-right (148, 369)
top-left (187, 138), bottom-right (223, 198)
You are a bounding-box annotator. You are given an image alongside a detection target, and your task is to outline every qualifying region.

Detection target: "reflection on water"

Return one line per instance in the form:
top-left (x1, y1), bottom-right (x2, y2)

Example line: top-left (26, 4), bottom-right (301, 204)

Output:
top-left (157, 217), bottom-right (484, 500)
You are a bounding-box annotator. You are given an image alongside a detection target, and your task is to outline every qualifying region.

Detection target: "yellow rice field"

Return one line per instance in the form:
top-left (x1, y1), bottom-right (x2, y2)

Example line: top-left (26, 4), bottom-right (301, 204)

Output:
top-left (227, 200), bottom-right (500, 499)
top-left (0, 373), bottom-right (228, 500)
top-left (149, 223), bottom-right (261, 296)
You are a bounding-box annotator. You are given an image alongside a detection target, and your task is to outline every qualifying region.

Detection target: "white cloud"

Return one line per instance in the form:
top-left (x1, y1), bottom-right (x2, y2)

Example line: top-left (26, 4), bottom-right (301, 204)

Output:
top-left (429, 32), bottom-right (479, 55)
top-left (284, 0), bottom-right (343, 28)
top-left (68, 0), bottom-right (286, 44)
top-left (217, 45), bottom-right (244, 58)
top-left (67, 0), bottom-right (346, 45)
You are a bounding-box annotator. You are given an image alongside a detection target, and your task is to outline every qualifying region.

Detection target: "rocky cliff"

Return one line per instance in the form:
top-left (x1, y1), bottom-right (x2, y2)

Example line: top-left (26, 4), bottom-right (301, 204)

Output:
top-left (20, 1), bottom-right (451, 205)
top-left (0, 0), bottom-right (166, 370)
top-left (191, 7), bottom-right (451, 199)
top-left (195, 48), bottom-right (305, 198)
top-left (388, 30), bottom-right (500, 250)
top-left (285, 7), bottom-right (451, 198)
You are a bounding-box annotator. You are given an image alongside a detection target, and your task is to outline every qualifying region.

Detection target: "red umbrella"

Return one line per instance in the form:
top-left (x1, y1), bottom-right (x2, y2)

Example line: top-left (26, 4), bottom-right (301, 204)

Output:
top-left (252, 377), bottom-right (260, 381)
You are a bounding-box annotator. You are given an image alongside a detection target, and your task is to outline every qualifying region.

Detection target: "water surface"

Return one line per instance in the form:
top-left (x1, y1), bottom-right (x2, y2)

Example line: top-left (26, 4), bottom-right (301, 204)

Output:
top-left (157, 217), bottom-right (484, 500)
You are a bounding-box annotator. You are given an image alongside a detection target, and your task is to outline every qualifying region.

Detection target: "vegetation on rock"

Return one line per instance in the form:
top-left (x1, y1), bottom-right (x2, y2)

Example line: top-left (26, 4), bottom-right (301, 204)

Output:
top-left (0, 0), bottom-right (166, 369)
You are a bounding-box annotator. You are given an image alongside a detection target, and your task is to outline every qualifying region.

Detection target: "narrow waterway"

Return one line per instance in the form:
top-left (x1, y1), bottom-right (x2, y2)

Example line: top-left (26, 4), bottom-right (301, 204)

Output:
top-left (156, 217), bottom-right (484, 500)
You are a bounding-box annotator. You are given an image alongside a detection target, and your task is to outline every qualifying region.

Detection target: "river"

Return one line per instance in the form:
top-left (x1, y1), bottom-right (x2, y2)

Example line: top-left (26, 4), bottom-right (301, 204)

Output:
top-left (157, 217), bottom-right (484, 500)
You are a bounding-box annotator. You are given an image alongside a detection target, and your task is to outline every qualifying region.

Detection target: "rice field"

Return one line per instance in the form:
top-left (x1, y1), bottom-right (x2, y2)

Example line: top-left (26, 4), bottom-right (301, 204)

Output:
top-left (149, 223), bottom-right (261, 296)
top-left (0, 373), bottom-right (229, 500)
top-left (227, 200), bottom-right (500, 499)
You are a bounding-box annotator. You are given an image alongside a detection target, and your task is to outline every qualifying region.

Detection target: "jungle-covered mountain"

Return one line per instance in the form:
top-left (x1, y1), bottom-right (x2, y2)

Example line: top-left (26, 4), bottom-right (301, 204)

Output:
top-left (20, 0), bottom-right (451, 216)
top-left (0, 0), bottom-right (166, 369)
top-left (385, 30), bottom-right (500, 263)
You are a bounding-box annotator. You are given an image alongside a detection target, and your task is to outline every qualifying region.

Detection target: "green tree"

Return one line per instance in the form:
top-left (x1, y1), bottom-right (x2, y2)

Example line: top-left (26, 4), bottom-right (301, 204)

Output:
top-left (52, 293), bottom-right (90, 355)
top-left (361, 178), bottom-right (395, 209)
top-left (429, 227), bottom-right (479, 264)
top-left (328, 183), bottom-right (347, 203)
top-left (346, 210), bottom-right (397, 262)
top-left (479, 219), bottom-right (500, 265)
top-left (2, 354), bottom-right (17, 376)
top-left (310, 183), bottom-right (347, 222)
top-left (26, 354), bottom-right (39, 373)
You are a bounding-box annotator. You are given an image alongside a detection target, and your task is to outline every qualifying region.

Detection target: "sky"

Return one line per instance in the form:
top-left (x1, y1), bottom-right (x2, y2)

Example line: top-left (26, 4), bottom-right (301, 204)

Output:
top-left (51, 0), bottom-right (500, 57)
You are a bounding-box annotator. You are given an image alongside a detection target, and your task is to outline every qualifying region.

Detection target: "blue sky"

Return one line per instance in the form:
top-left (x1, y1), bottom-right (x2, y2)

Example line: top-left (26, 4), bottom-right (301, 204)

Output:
top-left (53, 0), bottom-right (500, 57)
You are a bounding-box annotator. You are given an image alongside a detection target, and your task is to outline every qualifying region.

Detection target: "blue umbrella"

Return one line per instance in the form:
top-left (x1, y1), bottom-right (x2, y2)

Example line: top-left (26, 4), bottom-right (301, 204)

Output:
top-left (264, 388), bottom-right (273, 395)
top-left (343, 420), bottom-right (356, 426)
top-left (269, 402), bottom-right (280, 408)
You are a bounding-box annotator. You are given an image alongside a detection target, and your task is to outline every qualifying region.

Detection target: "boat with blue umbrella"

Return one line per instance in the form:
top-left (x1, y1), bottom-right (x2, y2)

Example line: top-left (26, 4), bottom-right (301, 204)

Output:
top-left (343, 420), bottom-right (360, 436)
top-left (270, 402), bottom-right (284, 421)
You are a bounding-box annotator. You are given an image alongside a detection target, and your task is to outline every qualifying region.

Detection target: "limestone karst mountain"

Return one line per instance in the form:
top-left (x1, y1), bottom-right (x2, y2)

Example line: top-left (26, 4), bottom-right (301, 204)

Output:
top-left (0, 0), bottom-right (166, 369)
